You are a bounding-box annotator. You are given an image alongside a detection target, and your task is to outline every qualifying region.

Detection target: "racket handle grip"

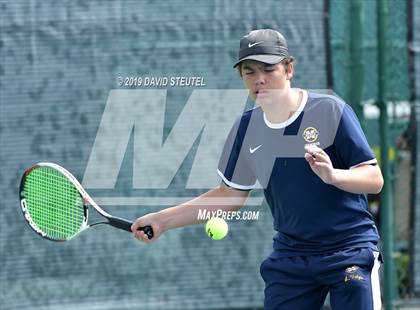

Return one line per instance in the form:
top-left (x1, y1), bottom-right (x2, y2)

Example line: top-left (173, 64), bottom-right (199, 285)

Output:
top-left (139, 225), bottom-right (154, 239)
top-left (108, 216), bottom-right (154, 239)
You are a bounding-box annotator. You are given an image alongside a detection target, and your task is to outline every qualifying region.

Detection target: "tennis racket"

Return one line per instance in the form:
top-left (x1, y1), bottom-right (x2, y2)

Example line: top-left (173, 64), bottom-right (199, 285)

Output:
top-left (19, 162), bottom-right (153, 241)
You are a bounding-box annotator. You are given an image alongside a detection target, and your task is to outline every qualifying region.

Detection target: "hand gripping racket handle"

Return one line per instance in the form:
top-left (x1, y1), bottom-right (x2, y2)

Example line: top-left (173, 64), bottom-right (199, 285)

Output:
top-left (107, 216), bottom-right (154, 239)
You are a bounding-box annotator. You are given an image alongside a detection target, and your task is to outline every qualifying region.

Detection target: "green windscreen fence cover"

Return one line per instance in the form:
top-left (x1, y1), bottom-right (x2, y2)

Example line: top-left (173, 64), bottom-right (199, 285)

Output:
top-left (2, 1), bottom-right (330, 309)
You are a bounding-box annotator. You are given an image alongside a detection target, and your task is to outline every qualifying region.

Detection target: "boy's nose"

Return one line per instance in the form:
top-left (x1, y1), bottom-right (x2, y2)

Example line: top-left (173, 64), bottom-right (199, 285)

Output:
top-left (255, 72), bottom-right (266, 85)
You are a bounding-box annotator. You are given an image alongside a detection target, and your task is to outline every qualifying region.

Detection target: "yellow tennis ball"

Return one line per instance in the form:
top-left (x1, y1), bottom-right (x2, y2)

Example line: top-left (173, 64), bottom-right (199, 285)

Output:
top-left (205, 217), bottom-right (228, 240)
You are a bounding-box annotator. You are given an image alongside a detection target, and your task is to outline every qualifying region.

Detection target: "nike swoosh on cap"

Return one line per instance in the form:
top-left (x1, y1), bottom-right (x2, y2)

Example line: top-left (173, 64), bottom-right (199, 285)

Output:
top-left (248, 41), bottom-right (263, 48)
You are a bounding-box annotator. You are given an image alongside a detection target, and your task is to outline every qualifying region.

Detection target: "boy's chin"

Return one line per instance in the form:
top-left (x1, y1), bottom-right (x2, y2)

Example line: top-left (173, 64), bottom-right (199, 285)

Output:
top-left (255, 96), bottom-right (278, 106)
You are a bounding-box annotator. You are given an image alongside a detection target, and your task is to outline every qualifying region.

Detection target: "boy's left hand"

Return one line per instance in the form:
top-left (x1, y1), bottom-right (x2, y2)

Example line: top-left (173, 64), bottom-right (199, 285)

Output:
top-left (304, 146), bottom-right (335, 185)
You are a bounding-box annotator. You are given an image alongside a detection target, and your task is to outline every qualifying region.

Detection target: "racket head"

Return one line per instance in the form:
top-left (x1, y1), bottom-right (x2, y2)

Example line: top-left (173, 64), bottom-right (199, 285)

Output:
top-left (19, 163), bottom-right (88, 241)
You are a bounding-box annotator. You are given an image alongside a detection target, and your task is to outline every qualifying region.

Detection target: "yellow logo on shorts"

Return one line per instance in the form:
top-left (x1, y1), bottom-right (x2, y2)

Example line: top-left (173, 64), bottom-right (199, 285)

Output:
top-left (344, 265), bottom-right (364, 282)
top-left (302, 127), bottom-right (319, 143)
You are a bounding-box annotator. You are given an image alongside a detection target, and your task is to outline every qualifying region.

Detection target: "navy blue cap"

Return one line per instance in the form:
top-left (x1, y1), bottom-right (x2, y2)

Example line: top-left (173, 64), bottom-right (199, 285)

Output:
top-left (233, 29), bottom-right (289, 68)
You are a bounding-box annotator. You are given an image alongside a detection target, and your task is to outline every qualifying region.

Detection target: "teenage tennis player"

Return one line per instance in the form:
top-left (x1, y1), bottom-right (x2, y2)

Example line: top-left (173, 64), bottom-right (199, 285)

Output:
top-left (132, 29), bottom-right (384, 310)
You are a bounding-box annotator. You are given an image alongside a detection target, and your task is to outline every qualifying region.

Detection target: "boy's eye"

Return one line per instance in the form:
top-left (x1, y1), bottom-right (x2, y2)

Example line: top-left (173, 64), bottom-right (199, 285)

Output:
top-left (264, 67), bottom-right (275, 72)
top-left (244, 71), bottom-right (254, 75)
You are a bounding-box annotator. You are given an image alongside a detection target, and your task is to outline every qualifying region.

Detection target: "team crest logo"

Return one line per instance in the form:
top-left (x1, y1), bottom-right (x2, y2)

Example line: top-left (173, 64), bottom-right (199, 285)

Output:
top-left (302, 127), bottom-right (319, 143)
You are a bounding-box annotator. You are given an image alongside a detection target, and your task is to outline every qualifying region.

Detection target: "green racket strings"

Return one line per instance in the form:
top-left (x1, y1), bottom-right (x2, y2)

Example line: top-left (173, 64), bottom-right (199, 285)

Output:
top-left (23, 167), bottom-right (85, 240)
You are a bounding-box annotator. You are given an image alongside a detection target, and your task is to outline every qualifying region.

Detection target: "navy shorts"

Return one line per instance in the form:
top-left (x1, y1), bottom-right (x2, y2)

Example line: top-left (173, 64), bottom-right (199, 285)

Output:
top-left (260, 247), bottom-right (382, 310)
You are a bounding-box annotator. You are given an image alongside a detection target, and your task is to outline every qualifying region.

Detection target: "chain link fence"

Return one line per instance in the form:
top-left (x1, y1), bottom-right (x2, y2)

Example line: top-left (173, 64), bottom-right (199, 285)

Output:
top-left (330, 0), bottom-right (419, 308)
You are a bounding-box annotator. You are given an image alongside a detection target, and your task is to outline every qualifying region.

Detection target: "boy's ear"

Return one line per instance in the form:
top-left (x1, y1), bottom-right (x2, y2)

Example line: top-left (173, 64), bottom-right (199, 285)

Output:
top-left (286, 62), bottom-right (294, 80)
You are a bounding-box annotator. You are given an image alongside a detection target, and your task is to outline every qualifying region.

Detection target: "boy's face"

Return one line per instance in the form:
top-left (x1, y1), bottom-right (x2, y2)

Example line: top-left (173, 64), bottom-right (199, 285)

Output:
top-left (240, 60), bottom-right (294, 105)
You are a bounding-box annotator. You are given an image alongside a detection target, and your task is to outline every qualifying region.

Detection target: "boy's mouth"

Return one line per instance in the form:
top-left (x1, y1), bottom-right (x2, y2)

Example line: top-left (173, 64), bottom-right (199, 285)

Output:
top-left (255, 89), bottom-right (270, 97)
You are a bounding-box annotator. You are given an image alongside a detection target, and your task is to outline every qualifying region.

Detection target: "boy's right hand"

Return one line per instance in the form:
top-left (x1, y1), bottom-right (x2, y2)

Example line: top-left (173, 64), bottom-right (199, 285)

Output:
top-left (131, 212), bottom-right (164, 243)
